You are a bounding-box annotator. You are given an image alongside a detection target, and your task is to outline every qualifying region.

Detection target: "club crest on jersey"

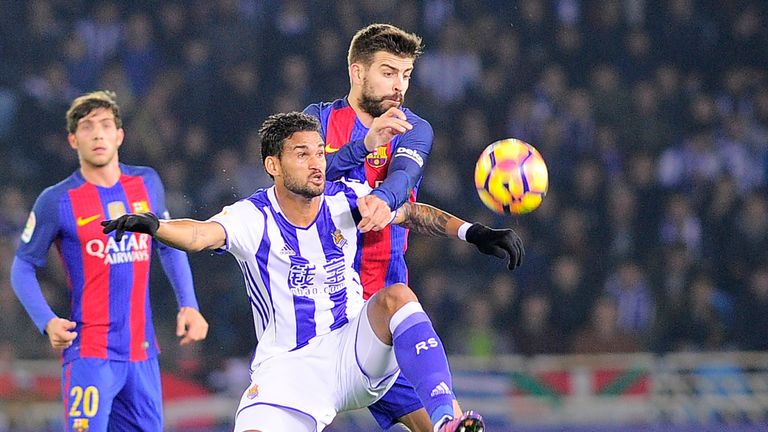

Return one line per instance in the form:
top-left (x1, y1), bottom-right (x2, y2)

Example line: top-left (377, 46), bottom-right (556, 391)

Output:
top-left (247, 383), bottom-right (259, 399)
top-left (366, 146), bottom-right (389, 168)
top-left (332, 229), bottom-right (347, 248)
top-left (132, 200), bottom-right (150, 213)
top-left (21, 211), bottom-right (36, 243)
top-left (72, 418), bottom-right (89, 432)
top-left (107, 201), bottom-right (127, 219)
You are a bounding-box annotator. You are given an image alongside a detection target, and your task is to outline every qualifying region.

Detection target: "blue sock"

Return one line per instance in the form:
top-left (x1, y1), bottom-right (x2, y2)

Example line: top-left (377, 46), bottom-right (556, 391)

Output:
top-left (390, 302), bottom-right (454, 426)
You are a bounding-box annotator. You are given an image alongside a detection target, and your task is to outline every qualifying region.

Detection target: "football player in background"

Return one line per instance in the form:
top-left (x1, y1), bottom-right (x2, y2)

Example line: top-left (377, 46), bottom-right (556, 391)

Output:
top-left (304, 23), bottom-right (524, 431)
top-left (10, 90), bottom-right (208, 432)
top-left (102, 112), bottom-right (522, 431)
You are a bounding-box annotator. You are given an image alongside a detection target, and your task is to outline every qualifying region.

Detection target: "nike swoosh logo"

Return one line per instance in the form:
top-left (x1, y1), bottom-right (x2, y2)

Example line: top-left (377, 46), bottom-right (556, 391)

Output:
top-left (76, 214), bottom-right (101, 227)
top-left (325, 143), bottom-right (340, 154)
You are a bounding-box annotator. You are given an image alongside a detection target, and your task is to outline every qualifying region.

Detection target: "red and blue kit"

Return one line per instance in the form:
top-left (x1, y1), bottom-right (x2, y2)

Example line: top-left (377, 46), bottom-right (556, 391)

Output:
top-left (304, 98), bottom-right (433, 299)
top-left (12, 164), bottom-right (198, 431)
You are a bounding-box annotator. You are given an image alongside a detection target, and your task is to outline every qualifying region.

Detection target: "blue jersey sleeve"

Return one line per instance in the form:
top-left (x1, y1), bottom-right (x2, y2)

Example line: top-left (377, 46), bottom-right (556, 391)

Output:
top-left (15, 188), bottom-right (60, 267)
top-left (144, 168), bottom-right (200, 310)
top-left (371, 117), bottom-right (434, 209)
top-left (304, 102), bottom-right (370, 180)
top-left (12, 188), bottom-right (62, 333)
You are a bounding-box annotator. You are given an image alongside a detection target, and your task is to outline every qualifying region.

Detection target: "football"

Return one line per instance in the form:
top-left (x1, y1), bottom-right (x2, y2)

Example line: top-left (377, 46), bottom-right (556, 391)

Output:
top-left (474, 138), bottom-right (548, 215)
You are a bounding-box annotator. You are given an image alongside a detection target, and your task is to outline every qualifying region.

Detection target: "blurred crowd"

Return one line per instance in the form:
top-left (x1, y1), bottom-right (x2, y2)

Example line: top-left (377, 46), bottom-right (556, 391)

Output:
top-left (1, 0), bottom-right (767, 393)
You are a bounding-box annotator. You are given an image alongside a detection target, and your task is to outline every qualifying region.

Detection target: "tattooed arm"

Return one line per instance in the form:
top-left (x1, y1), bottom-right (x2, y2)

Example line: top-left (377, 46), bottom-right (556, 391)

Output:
top-left (392, 202), bottom-right (526, 270)
top-left (392, 202), bottom-right (465, 238)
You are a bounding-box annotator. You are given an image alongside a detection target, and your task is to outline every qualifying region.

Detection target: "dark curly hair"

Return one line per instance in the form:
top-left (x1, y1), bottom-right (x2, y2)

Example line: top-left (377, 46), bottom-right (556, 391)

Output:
top-left (258, 112), bottom-right (320, 177)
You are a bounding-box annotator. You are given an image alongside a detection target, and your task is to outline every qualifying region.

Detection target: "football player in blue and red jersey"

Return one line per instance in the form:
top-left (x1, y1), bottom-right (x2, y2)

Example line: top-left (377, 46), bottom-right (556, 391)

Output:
top-left (10, 90), bottom-right (209, 432)
top-left (305, 24), bottom-right (522, 432)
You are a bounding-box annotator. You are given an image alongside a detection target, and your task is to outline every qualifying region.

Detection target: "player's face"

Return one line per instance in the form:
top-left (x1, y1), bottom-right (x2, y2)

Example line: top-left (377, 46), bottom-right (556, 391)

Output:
top-left (277, 131), bottom-right (326, 199)
top-left (358, 51), bottom-right (413, 117)
top-left (68, 108), bottom-right (124, 168)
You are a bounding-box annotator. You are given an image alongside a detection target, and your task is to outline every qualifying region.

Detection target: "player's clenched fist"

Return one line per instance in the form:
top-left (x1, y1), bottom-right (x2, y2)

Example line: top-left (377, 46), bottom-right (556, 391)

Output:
top-left (357, 195), bottom-right (393, 233)
top-left (101, 212), bottom-right (160, 241)
top-left (364, 107), bottom-right (413, 151)
top-left (176, 307), bottom-right (209, 346)
top-left (45, 317), bottom-right (78, 349)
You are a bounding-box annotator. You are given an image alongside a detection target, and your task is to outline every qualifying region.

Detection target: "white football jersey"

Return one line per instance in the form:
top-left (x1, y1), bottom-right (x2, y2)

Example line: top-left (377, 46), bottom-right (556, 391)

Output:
top-left (210, 180), bottom-right (372, 367)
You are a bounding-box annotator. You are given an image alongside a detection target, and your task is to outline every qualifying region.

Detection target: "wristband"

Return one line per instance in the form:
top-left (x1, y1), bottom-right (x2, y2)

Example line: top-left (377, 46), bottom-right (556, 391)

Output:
top-left (458, 222), bottom-right (473, 241)
top-left (388, 209), bottom-right (398, 225)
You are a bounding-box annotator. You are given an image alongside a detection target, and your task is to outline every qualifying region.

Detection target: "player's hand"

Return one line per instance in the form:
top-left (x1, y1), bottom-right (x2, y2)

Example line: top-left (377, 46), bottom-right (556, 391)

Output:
top-left (357, 195), bottom-right (393, 233)
top-left (465, 223), bottom-right (524, 270)
top-left (176, 307), bottom-right (209, 346)
top-left (101, 212), bottom-right (160, 241)
top-left (45, 317), bottom-right (78, 349)
top-left (364, 107), bottom-right (413, 152)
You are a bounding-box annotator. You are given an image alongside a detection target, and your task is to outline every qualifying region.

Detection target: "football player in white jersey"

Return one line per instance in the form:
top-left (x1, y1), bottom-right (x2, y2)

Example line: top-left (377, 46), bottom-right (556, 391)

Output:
top-left (102, 112), bottom-right (523, 432)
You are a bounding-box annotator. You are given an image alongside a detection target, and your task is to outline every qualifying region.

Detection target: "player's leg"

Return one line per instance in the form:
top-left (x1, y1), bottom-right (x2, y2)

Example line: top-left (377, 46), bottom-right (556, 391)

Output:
top-left (108, 358), bottom-right (162, 431)
top-left (234, 336), bottom-right (345, 431)
top-left (62, 358), bottom-right (124, 432)
top-left (235, 404), bottom-right (316, 432)
top-left (368, 373), bottom-right (464, 431)
top-left (397, 399), bottom-right (463, 432)
top-left (366, 283), bottom-right (484, 431)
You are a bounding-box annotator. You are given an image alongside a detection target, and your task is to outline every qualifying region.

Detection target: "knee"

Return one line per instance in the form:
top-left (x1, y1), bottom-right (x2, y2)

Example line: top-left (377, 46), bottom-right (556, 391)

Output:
top-left (376, 283), bottom-right (418, 314)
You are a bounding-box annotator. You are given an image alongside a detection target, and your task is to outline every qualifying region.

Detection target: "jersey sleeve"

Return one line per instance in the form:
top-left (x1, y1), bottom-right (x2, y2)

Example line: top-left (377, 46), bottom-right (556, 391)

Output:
top-left (12, 188), bottom-right (61, 333)
top-left (15, 188), bottom-right (61, 267)
top-left (144, 168), bottom-right (199, 310)
top-left (371, 117), bottom-right (434, 209)
top-left (303, 102), bottom-right (370, 180)
top-left (208, 200), bottom-right (265, 261)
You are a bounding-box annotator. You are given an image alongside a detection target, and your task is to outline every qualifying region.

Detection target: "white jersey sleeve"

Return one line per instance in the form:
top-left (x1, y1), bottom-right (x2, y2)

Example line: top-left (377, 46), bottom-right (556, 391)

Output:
top-left (208, 199), bottom-right (265, 261)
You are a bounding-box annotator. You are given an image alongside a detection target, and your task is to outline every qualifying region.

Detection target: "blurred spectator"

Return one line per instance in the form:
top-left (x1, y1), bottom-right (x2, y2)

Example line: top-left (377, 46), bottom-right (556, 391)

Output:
top-left (570, 295), bottom-right (640, 354)
top-left (511, 292), bottom-right (560, 356)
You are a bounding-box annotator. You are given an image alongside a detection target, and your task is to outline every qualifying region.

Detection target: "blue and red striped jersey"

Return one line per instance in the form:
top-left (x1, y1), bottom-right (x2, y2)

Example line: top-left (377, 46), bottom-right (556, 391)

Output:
top-left (304, 98), bottom-right (434, 298)
top-left (14, 164), bottom-right (197, 364)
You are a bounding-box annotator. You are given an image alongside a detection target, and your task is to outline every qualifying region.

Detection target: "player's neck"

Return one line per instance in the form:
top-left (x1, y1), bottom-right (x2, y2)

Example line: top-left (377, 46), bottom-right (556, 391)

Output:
top-left (274, 186), bottom-right (321, 228)
top-left (347, 93), bottom-right (374, 127)
top-left (80, 160), bottom-right (121, 187)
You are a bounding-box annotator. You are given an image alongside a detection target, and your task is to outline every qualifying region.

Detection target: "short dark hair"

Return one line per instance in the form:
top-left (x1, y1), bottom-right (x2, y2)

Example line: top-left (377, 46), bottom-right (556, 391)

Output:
top-left (66, 90), bottom-right (122, 133)
top-left (347, 23), bottom-right (423, 66)
top-left (258, 111), bottom-right (320, 169)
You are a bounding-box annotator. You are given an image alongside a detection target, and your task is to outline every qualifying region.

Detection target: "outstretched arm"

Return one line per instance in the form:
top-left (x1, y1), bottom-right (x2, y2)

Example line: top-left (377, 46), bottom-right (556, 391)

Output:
top-left (101, 213), bottom-right (226, 252)
top-left (393, 202), bottom-right (525, 270)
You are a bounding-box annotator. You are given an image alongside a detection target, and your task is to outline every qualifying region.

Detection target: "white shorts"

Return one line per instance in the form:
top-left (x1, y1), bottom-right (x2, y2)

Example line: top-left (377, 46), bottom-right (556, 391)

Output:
top-left (233, 303), bottom-right (400, 431)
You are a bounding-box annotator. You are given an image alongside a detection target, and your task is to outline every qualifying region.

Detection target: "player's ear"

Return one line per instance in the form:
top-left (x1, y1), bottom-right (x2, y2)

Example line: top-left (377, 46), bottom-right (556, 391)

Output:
top-left (67, 133), bottom-right (78, 150)
top-left (349, 63), bottom-right (363, 85)
top-left (264, 155), bottom-right (280, 177)
top-left (116, 128), bottom-right (125, 148)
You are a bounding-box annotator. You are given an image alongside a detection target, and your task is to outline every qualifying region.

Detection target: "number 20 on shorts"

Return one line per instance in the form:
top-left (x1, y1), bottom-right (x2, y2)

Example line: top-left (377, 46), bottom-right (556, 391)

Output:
top-left (69, 385), bottom-right (99, 417)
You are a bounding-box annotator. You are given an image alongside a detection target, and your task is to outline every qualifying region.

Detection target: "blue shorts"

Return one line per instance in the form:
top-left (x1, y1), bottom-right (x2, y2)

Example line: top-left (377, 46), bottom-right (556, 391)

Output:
top-left (62, 357), bottom-right (162, 432)
top-left (368, 374), bottom-right (423, 430)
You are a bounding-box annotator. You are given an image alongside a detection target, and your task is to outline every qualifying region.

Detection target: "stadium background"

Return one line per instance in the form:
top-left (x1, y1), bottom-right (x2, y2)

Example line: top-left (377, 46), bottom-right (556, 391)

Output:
top-left (1, 0), bottom-right (767, 430)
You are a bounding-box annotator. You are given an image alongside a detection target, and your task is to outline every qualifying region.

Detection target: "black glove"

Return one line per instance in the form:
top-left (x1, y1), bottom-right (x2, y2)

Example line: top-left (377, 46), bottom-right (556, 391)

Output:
top-left (465, 223), bottom-right (524, 270)
top-left (101, 212), bottom-right (160, 242)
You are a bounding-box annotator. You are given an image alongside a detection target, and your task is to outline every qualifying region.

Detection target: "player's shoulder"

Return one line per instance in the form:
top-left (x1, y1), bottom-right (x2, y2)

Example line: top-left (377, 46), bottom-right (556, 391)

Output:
top-left (304, 98), bottom-right (348, 117)
top-left (36, 171), bottom-right (82, 205)
top-left (326, 179), bottom-right (370, 198)
top-left (243, 188), bottom-right (271, 207)
top-left (402, 107), bottom-right (431, 129)
top-left (120, 163), bottom-right (160, 180)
